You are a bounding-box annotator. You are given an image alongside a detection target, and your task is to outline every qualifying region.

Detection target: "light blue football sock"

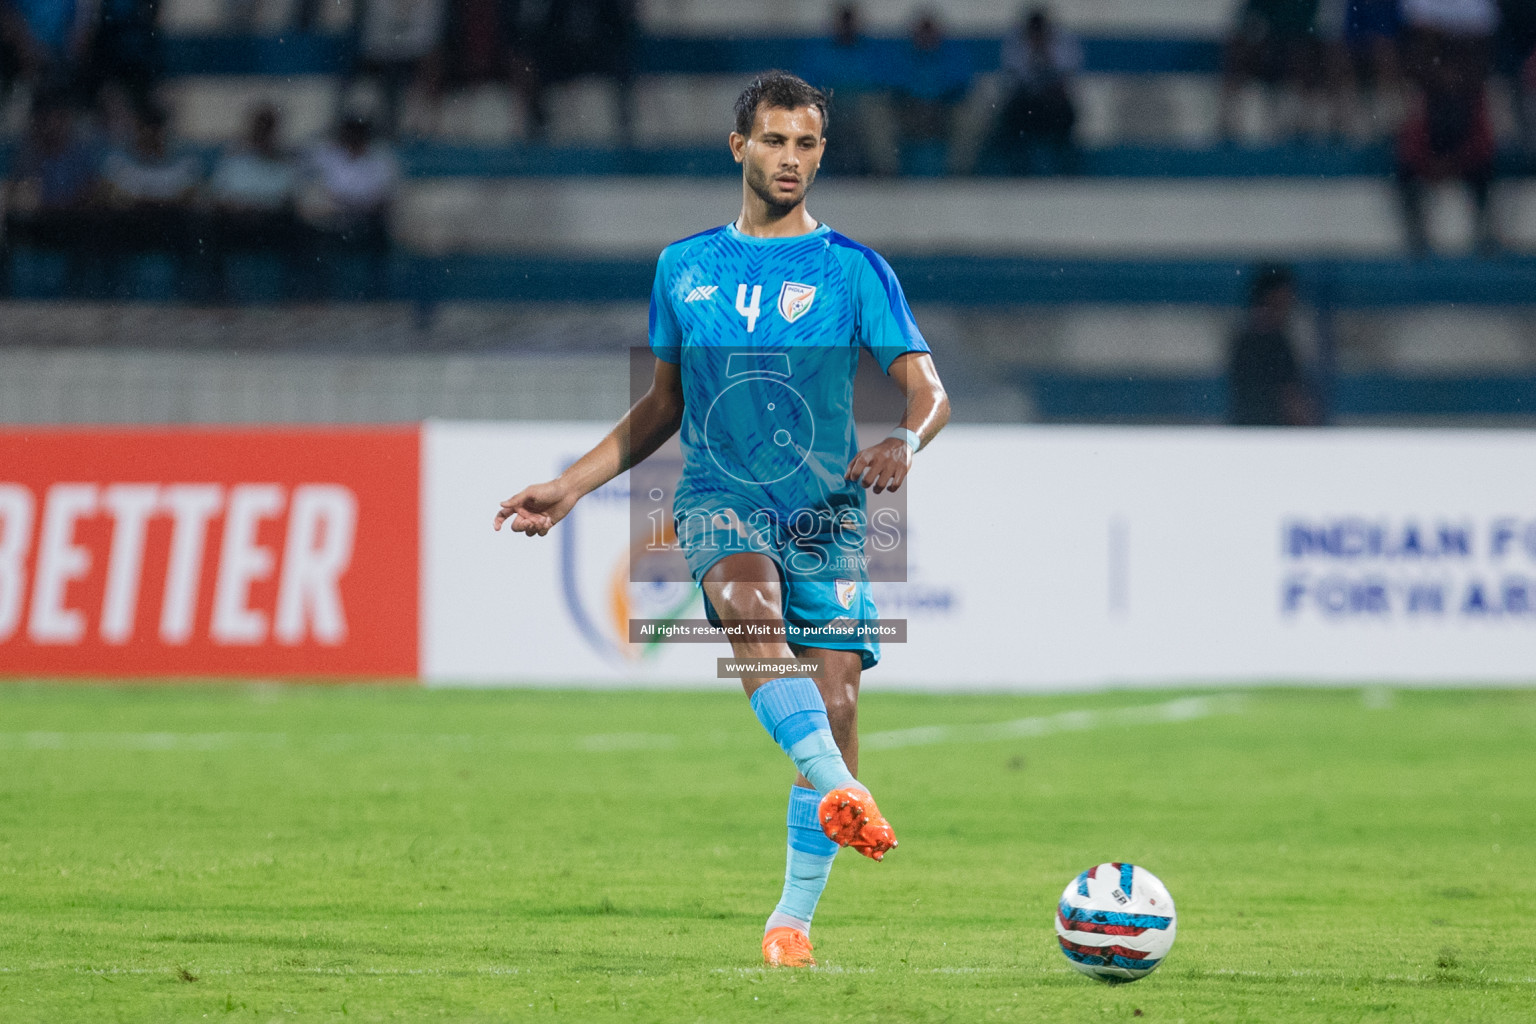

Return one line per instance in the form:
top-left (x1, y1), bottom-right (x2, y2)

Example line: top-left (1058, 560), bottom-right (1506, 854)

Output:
top-left (749, 677), bottom-right (860, 795)
top-left (767, 785), bottom-right (840, 933)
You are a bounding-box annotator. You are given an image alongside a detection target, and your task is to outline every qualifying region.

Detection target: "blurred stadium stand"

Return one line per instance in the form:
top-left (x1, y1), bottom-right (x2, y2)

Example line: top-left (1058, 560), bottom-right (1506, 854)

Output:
top-left (2, 0), bottom-right (1535, 426)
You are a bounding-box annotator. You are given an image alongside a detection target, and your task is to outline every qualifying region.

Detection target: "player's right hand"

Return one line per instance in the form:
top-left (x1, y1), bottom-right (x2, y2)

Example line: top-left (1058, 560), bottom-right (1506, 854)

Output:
top-left (493, 480), bottom-right (578, 536)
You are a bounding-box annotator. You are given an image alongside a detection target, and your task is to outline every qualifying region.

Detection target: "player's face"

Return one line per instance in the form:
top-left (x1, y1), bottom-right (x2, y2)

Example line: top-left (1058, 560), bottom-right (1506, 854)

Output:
top-left (732, 105), bottom-right (825, 212)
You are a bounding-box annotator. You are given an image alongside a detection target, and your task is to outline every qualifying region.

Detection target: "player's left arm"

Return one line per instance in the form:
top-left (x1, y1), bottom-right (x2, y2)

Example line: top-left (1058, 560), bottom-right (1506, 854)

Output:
top-left (845, 352), bottom-right (950, 494)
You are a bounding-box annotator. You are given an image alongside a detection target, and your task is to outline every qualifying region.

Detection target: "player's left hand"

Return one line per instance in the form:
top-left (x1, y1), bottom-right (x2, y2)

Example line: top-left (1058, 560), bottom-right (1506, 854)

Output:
top-left (845, 437), bottom-right (912, 494)
top-left (493, 479), bottom-right (578, 535)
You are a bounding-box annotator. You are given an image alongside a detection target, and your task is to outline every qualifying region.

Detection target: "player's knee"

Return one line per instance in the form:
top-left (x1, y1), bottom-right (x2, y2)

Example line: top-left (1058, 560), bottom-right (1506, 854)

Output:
top-left (819, 678), bottom-right (859, 722)
top-left (713, 579), bottom-right (781, 623)
top-left (822, 696), bottom-right (855, 731)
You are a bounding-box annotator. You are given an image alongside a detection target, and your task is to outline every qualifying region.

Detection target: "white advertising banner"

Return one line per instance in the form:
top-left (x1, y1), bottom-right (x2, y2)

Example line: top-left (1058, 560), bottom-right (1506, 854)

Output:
top-left (423, 421), bottom-right (720, 687)
top-left (423, 422), bottom-right (1536, 690)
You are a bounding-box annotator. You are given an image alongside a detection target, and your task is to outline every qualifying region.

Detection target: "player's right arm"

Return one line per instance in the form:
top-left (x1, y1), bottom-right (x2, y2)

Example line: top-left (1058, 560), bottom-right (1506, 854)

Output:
top-left (493, 357), bottom-right (685, 535)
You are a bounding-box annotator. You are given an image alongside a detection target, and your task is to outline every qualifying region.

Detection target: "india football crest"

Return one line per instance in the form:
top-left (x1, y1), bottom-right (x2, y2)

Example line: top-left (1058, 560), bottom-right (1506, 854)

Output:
top-left (778, 282), bottom-right (816, 324)
top-left (834, 578), bottom-right (858, 610)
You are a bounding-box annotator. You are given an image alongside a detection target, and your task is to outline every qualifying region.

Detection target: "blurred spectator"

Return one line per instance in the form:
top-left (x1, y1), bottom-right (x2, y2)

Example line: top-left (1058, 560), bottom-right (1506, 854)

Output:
top-left (101, 103), bottom-right (200, 207)
top-left (79, 0), bottom-right (162, 116)
top-left (799, 3), bottom-right (897, 176)
top-left (1402, 0), bottom-right (1500, 37)
top-left (1524, 44), bottom-right (1536, 153)
top-left (1324, 0), bottom-right (1405, 139)
top-left (210, 105), bottom-right (300, 213)
top-left (1227, 264), bottom-right (1321, 426)
top-left (531, 0), bottom-right (638, 147)
top-left (99, 104), bottom-right (197, 209)
top-left (5, 96), bottom-right (97, 216)
top-left (3, 96), bottom-right (99, 293)
top-left (350, 0), bottom-right (446, 138)
top-left (208, 105), bottom-right (307, 299)
top-left (96, 103), bottom-right (203, 294)
top-left (986, 5), bottom-right (1081, 175)
top-left (1401, 0), bottom-right (1497, 80)
top-left (303, 114), bottom-right (398, 297)
top-left (423, 0), bottom-right (636, 146)
top-left (422, 0), bottom-right (540, 141)
top-left (1219, 0), bottom-right (1327, 140)
top-left (305, 114), bottom-right (398, 231)
top-left (0, 0), bottom-right (95, 101)
top-left (1395, 31), bottom-right (1499, 256)
top-left (891, 10), bottom-right (973, 167)
top-left (1496, 0), bottom-right (1536, 151)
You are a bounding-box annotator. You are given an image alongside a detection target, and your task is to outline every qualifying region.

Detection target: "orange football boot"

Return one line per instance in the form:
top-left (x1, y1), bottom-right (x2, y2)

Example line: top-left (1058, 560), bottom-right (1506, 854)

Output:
top-left (762, 926), bottom-right (816, 968)
top-left (818, 786), bottom-right (898, 861)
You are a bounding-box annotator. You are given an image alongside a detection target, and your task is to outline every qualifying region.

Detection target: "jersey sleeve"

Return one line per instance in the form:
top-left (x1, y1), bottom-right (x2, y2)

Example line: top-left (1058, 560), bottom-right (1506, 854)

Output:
top-left (843, 245), bottom-right (931, 372)
top-left (648, 250), bottom-right (683, 364)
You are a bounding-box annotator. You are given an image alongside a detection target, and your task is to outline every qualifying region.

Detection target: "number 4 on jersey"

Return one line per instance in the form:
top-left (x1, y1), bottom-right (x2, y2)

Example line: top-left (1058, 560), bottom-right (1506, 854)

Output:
top-left (735, 285), bottom-right (762, 333)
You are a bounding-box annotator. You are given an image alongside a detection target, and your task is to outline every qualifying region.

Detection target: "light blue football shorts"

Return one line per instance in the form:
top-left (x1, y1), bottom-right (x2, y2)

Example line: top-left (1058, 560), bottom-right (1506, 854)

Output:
top-left (675, 499), bottom-right (882, 670)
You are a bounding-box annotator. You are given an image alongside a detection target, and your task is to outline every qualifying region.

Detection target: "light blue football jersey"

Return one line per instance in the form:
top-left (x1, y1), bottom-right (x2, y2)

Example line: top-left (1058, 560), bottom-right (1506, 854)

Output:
top-left (648, 221), bottom-right (930, 538)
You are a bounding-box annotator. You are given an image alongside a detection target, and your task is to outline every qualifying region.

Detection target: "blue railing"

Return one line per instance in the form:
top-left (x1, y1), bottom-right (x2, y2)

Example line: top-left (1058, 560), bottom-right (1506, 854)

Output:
top-left (1029, 372), bottom-right (1536, 421)
top-left (5, 249), bottom-right (1533, 420)
top-left (0, 141), bottom-right (1420, 180)
top-left (396, 254), bottom-right (1536, 307)
top-left (7, 251), bottom-right (1535, 307)
top-left (392, 141), bottom-right (1415, 179)
top-left (159, 33), bottom-right (1225, 79)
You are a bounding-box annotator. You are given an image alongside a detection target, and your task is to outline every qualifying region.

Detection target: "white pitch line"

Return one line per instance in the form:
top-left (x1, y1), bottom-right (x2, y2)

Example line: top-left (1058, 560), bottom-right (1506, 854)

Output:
top-left (0, 731), bottom-right (289, 751)
top-left (860, 694), bottom-right (1248, 751)
top-left (53, 965), bottom-right (528, 977)
top-left (0, 695), bottom-right (1246, 755)
top-left (0, 730), bottom-right (686, 753)
top-left (0, 731), bottom-right (688, 753)
top-left (7, 965), bottom-right (1532, 984)
top-left (578, 732), bottom-right (680, 752)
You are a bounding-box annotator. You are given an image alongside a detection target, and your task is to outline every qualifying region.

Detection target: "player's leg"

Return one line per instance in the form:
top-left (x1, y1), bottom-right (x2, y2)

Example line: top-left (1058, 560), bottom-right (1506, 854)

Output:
top-left (702, 552), bottom-right (862, 797)
top-left (704, 555), bottom-right (888, 967)
top-left (804, 647), bottom-right (861, 778)
top-left (703, 552), bottom-right (839, 966)
top-left (779, 568), bottom-right (894, 859)
top-left (795, 646), bottom-right (892, 859)
top-left (762, 647), bottom-right (865, 961)
top-left (776, 645), bottom-right (867, 907)
top-left (762, 778), bottom-right (837, 966)
top-left (701, 551), bottom-right (796, 682)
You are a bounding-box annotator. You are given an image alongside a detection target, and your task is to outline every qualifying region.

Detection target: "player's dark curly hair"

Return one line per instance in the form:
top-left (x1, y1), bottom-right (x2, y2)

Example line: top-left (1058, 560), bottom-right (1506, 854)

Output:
top-left (734, 71), bottom-right (829, 138)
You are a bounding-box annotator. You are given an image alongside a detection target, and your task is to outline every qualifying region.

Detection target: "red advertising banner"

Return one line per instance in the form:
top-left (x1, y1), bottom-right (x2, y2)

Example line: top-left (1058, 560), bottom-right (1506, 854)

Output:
top-left (0, 427), bottom-right (419, 678)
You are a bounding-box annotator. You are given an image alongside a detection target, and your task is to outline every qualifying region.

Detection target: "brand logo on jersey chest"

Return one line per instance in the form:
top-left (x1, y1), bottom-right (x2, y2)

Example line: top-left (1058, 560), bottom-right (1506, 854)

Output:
top-left (684, 285), bottom-right (718, 303)
top-left (778, 282), bottom-right (816, 323)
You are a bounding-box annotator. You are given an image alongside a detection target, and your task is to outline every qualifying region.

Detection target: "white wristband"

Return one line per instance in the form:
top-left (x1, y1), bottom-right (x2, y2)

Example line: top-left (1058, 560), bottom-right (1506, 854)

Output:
top-left (888, 427), bottom-right (921, 453)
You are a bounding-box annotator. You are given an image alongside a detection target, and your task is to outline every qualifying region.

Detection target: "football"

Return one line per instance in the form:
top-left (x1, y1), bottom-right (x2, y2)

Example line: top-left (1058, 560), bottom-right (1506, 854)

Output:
top-left (1055, 863), bottom-right (1177, 983)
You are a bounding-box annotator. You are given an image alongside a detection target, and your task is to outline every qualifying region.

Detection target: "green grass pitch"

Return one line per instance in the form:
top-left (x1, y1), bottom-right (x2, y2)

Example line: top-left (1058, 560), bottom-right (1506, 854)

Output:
top-left (0, 683), bottom-right (1532, 1023)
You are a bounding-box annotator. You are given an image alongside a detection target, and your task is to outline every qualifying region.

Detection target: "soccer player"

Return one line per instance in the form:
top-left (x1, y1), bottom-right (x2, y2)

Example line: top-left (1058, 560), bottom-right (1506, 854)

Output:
top-left (493, 70), bottom-right (950, 968)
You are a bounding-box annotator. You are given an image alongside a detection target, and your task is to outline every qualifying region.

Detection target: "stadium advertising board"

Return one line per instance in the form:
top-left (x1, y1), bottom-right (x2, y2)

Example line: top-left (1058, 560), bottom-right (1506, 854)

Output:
top-left (877, 427), bottom-right (1536, 688)
top-left (422, 422), bottom-right (937, 687)
top-left (5, 423), bottom-right (1532, 687)
top-left (0, 427), bottom-right (418, 678)
top-left (426, 423), bottom-right (1536, 689)
top-left (423, 421), bottom-right (719, 686)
